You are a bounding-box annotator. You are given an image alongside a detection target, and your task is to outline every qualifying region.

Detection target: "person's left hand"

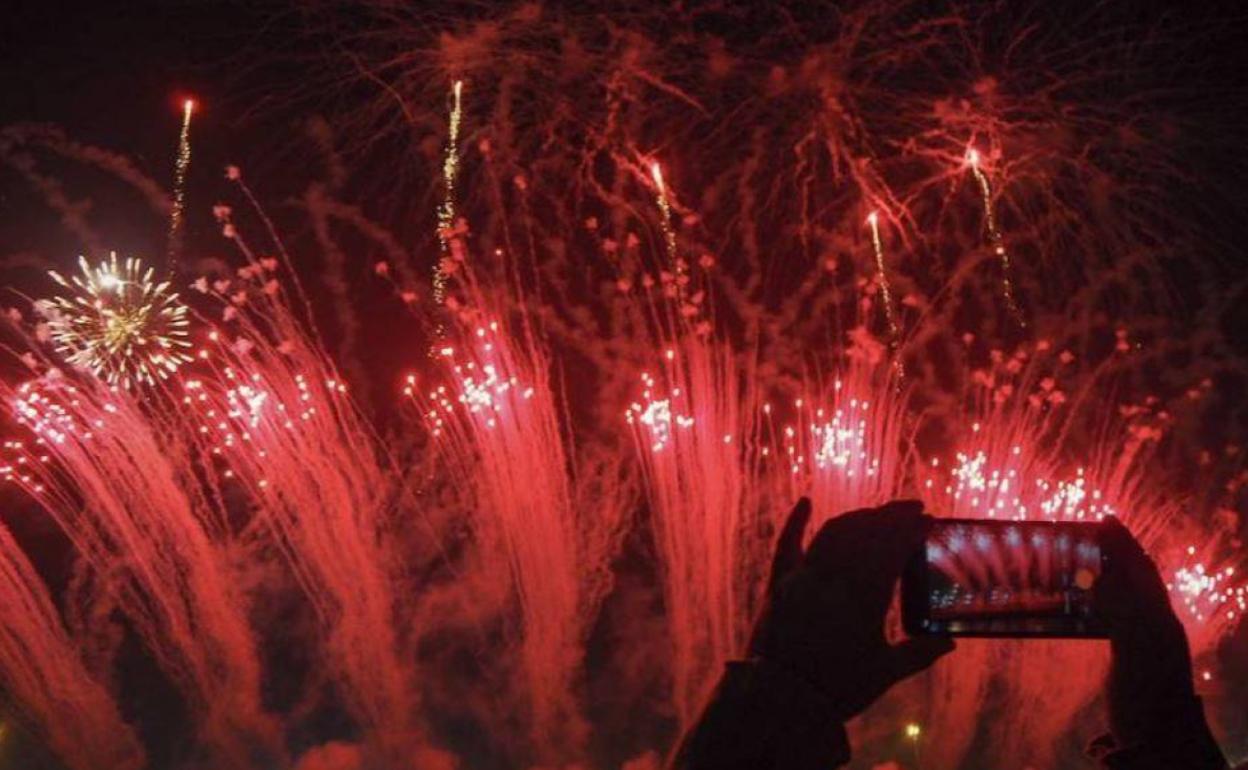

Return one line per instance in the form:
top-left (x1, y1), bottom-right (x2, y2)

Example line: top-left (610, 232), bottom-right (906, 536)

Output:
top-left (748, 498), bottom-right (955, 720)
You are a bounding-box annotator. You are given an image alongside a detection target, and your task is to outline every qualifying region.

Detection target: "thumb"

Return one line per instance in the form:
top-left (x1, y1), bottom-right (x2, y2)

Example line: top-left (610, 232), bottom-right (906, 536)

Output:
top-left (768, 497), bottom-right (813, 594)
top-left (888, 635), bottom-right (955, 683)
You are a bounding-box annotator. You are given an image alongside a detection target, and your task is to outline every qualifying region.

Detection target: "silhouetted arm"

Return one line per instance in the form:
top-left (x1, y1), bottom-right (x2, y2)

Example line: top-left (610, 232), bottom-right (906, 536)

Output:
top-left (1087, 518), bottom-right (1230, 770)
top-left (671, 659), bottom-right (849, 770)
top-left (672, 499), bottom-right (952, 770)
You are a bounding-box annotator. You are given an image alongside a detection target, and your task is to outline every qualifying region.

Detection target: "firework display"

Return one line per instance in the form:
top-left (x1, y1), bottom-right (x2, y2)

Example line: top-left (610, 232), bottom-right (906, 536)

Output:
top-left (627, 335), bottom-right (759, 728)
top-left (0, 3), bottom-right (1245, 770)
top-left (0, 524), bottom-right (145, 770)
top-left (0, 381), bottom-right (284, 769)
top-left (39, 253), bottom-right (193, 389)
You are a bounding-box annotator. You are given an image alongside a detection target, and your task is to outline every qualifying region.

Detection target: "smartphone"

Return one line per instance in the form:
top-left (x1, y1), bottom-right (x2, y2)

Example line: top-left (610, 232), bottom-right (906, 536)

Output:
top-left (902, 518), bottom-right (1108, 638)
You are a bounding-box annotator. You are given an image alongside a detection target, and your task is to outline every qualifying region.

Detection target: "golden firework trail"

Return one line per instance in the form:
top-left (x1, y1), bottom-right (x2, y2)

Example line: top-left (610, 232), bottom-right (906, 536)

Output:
top-left (167, 99), bottom-right (194, 270)
top-left (967, 149), bottom-right (1026, 328)
top-left (433, 80), bottom-right (464, 346)
top-left (651, 161), bottom-right (686, 302)
top-left (866, 211), bottom-right (903, 361)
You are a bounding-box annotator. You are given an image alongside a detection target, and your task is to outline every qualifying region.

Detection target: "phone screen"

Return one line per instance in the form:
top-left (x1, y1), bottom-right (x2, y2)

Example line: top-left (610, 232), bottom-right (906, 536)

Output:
top-left (902, 518), bottom-right (1108, 638)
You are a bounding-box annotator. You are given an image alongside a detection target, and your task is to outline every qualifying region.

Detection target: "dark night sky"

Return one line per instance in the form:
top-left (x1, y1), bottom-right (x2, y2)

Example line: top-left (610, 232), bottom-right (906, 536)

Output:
top-left (1, 1), bottom-right (300, 268)
top-left (4, 0), bottom-right (1248, 281)
top-left (5, 0), bottom-right (1248, 264)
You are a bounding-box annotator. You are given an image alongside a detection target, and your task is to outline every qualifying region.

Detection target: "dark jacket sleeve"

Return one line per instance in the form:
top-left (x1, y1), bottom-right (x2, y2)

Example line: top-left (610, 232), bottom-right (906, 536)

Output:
top-left (1087, 696), bottom-right (1231, 770)
top-left (670, 660), bottom-right (850, 770)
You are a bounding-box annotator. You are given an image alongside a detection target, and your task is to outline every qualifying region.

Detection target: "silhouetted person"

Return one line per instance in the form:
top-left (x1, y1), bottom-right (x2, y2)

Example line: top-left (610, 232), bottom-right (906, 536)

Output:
top-left (672, 498), bottom-right (1240, 770)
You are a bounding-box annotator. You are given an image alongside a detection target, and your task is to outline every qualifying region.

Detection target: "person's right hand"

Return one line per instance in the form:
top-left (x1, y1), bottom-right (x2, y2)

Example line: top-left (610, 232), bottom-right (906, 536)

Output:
top-left (1095, 516), bottom-right (1197, 743)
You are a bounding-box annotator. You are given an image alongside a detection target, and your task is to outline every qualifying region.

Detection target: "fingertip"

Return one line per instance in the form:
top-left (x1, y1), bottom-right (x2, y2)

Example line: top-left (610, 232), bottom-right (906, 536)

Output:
top-left (881, 499), bottom-right (927, 535)
top-left (1098, 515), bottom-right (1148, 562)
top-left (885, 499), bottom-right (932, 548)
top-left (883, 498), bottom-right (925, 517)
top-left (1100, 515), bottom-right (1131, 541)
top-left (769, 497), bottom-right (815, 590)
top-left (785, 497), bottom-right (813, 534)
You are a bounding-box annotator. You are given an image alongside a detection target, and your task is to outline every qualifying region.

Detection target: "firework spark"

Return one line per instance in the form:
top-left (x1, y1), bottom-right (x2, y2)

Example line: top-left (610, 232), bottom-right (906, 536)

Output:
top-left (1168, 544), bottom-right (1248, 651)
top-left (967, 149), bottom-right (1026, 328)
top-left (181, 267), bottom-right (428, 764)
top-left (432, 80), bottom-right (464, 345)
top-left (40, 253), bottom-right (193, 388)
top-left (766, 366), bottom-right (905, 523)
top-left (411, 326), bottom-right (590, 753)
top-left (866, 211), bottom-right (903, 375)
top-left (407, 231), bottom-right (630, 756)
top-left (168, 98), bottom-right (194, 267)
top-left (649, 161), bottom-right (688, 302)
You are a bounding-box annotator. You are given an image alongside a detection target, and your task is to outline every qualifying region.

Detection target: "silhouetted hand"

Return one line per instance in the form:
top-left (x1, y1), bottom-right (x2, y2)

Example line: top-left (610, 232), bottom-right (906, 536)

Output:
top-left (1095, 516), bottom-right (1197, 743)
top-left (1087, 516), bottom-right (1231, 769)
top-left (747, 498), bottom-right (955, 720)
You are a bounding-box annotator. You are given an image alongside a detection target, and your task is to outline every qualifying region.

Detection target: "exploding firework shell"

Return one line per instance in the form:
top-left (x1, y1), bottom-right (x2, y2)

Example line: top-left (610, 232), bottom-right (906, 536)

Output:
top-left (40, 253), bottom-right (192, 388)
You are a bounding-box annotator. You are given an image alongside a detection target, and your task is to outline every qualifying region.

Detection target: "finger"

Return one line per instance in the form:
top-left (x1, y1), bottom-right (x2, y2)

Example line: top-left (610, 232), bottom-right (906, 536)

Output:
top-left (1097, 516), bottom-right (1172, 622)
top-left (888, 635), bottom-right (956, 683)
top-left (1100, 517), bottom-right (1155, 579)
top-left (806, 499), bottom-right (929, 580)
top-left (804, 500), bottom-right (931, 620)
top-left (874, 499), bottom-right (932, 575)
top-left (768, 497), bottom-right (812, 594)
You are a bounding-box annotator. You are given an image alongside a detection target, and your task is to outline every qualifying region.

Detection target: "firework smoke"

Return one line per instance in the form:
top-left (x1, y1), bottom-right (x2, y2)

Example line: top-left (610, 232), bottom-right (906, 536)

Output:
top-left (0, 374), bottom-right (283, 767)
top-left (409, 234), bottom-right (630, 758)
top-left (182, 258), bottom-right (436, 764)
top-left (627, 334), bottom-right (760, 728)
top-left (0, 524), bottom-right (145, 770)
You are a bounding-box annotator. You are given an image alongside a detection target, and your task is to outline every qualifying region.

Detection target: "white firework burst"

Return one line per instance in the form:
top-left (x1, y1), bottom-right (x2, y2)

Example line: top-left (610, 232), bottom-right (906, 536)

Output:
top-left (39, 253), bottom-right (192, 388)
